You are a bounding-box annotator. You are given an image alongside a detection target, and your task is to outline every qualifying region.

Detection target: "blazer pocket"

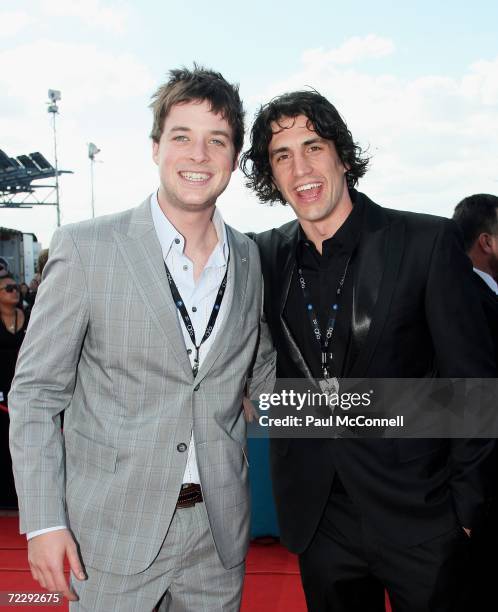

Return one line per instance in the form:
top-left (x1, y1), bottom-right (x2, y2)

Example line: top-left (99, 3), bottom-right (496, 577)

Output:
top-left (65, 428), bottom-right (118, 473)
top-left (396, 438), bottom-right (447, 463)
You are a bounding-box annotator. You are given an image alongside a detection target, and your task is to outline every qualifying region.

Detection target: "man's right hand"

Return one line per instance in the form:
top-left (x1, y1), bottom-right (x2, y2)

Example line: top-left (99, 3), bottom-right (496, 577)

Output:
top-left (27, 529), bottom-right (86, 601)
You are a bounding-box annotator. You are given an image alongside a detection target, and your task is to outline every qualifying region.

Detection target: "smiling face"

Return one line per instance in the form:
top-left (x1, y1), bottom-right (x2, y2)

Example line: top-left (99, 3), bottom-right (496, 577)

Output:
top-left (269, 114), bottom-right (351, 226)
top-left (152, 99), bottom-right (236, 214)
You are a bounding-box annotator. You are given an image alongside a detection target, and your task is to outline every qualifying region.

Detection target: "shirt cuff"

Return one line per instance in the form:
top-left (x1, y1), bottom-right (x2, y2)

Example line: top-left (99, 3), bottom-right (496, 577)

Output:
top-left (27, 526), bottom-right (67, 540)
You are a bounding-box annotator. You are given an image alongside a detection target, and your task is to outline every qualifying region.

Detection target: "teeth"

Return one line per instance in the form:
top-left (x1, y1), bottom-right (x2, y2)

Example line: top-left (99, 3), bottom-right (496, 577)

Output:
top-left (296, 182), bottom-right (321, 192)
top-left (181, 172), bottom-right (210, 181)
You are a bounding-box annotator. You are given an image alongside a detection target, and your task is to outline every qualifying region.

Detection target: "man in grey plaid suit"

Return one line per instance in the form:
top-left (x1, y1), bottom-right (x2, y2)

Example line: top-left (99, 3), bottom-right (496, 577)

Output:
top-left (9, 66), bottom-right (276, 611)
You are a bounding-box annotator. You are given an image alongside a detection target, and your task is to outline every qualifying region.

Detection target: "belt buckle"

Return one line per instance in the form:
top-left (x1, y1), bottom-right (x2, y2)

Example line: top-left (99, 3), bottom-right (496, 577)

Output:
top-left (177, 483), bottom-right (202, 509)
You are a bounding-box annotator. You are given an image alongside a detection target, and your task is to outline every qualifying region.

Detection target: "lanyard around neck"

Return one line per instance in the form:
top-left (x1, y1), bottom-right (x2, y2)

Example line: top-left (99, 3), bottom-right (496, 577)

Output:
top-left (165, 252), bottom-right (230, 377)
top-left (296, 252), bottom-right (351, 379)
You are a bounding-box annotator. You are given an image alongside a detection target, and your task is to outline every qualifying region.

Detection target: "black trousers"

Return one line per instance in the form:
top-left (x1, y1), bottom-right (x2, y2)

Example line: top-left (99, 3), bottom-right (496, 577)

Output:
top-left (299, 488), bottom-right (470, 612)
top-left (460, 497), bottom-right (498, 612)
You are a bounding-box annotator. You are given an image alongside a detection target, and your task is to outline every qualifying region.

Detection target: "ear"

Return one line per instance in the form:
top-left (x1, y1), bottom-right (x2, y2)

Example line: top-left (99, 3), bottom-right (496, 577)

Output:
top-left (477, 233), bottom-right (494, 254)
top-left (152, 140), bottom-right (159, 165)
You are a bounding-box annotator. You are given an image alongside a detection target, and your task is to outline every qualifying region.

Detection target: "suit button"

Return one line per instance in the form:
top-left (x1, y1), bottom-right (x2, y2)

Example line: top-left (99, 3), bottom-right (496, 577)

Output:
top-left (177, 443), bottom-right (187, 452)
top-left (194, 384), bottom-right (200, 391)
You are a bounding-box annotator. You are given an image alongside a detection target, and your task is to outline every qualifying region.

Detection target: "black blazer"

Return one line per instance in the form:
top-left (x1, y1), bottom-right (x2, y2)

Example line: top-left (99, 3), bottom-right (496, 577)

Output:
top-left (251, 191), bottom-right (496, 553)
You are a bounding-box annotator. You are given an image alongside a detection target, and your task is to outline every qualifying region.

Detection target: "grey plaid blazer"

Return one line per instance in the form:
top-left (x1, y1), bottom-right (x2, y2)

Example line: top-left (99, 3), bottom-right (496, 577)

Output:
top-left (9, 199), bottom-right (276, 575)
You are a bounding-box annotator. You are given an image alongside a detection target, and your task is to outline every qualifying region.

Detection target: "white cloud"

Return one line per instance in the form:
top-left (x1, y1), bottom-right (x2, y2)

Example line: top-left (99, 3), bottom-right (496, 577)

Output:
top-left (251, 38), bottom-right (498, 219)
top-left (0, 40), bottom-right (155, 111)
top-left (462, 57), bottom-right (498, 105)
top-left (301, 34), bottom-right (395, 68)
top-left (40, 0), bottom-right (130, 34)
top-left (0, 11), bottom-right (32, 37)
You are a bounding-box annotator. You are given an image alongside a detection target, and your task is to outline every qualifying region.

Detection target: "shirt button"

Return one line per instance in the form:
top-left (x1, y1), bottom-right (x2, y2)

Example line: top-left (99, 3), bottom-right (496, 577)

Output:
top-left (177, 443), bottom-right (187, 452)
top-left (187, 349), bottom-right (192, 355)
top-left (192, 306), bottom-right (197, 312)
top-left (183, 265), bottom-right (188, 271)
top-left (194, 384), bottom-right (200, 392)
top-left (174, 238), bottom-right (180, 244)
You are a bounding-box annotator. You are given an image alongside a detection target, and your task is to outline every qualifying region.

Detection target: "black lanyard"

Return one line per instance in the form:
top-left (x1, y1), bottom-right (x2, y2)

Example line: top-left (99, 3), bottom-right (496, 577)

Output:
top-left (165, 253), bottom-right (230, 377)
top-left (296, 254), bottom-right (351, 379)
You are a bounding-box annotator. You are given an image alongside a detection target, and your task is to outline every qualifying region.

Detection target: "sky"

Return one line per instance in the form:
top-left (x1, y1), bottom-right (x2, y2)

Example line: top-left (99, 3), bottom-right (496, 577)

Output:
top-left (1, 0), bottom-right (498, 247)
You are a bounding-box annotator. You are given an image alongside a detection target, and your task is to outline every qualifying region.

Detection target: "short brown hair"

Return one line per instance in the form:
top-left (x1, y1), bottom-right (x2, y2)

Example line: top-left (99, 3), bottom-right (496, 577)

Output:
top-left (149, 65), bottom-right (245, 157)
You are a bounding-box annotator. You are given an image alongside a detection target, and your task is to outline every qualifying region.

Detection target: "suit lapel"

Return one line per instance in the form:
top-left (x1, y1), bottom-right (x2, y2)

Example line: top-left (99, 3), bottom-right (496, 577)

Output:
top-left (113, 199), bottom-right (193, 381)
top-left (195, 226), bottom-right (250, 383)
top-left (277, 223), bottom-right (315, 381)
top-left (348, 202), bottom-right (405, 377)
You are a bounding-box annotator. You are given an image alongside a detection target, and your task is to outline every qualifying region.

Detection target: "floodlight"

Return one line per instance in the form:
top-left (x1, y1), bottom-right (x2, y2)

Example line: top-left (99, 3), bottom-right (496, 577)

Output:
top-left (0, 150), bottom-right (17, 170)
top-left (88, 143), bottom-right (100, 160)
top-left (30, 152), bottom-right (54, 171)
top-left (17, 155), bottom-right (38, 171)
top-left (48, 89), bottom-right (61, 103)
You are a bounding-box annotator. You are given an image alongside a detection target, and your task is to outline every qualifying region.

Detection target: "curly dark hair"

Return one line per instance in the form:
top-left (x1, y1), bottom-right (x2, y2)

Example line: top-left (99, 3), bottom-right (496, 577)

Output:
top-left (240, 90), bottom-right (370, 204)
top-left (150, 64), bottom-right (245, 158)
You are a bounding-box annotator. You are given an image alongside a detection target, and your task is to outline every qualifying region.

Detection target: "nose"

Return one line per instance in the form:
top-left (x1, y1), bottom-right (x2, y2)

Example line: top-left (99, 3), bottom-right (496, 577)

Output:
top-left (189, 139), bottom-right (209, 164)
top-left (292, 152), bottom-right (312, 178)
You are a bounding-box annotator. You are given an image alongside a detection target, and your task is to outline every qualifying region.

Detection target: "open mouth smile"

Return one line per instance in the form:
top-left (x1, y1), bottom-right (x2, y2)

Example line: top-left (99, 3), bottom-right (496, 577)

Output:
top-left (295, 182), bottom-right (323, 201)
top-left (179, 171), bottom-right (211, 183)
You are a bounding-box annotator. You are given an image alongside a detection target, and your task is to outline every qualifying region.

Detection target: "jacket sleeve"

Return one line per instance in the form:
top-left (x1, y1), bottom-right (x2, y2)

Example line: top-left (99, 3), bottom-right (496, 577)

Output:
top-left (9, 227), bottom-right (90, 534)
top-left (425, 218), bottom-right (496, 527)
top-left (245, 242), bottom-right (276, 401)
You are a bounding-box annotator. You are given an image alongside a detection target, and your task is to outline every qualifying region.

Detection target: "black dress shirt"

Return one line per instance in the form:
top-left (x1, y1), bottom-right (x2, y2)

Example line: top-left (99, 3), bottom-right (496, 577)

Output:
top-left (283, 193), bottom-right (364, 379)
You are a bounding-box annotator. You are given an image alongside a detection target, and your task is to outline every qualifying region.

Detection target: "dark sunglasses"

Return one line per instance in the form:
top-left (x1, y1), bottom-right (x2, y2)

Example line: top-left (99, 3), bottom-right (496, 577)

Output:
top-left (0, 284), bottom-right (19, 293)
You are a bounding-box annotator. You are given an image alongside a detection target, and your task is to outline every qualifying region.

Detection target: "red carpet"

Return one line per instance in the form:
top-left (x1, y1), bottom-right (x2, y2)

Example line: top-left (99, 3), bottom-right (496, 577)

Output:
top-left (0, 517), bottom-right (390, 611)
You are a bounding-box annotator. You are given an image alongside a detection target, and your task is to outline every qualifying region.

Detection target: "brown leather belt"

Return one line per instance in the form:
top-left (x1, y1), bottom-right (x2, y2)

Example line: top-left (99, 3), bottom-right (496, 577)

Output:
top-left (176, 483), bottom-right (203, 509)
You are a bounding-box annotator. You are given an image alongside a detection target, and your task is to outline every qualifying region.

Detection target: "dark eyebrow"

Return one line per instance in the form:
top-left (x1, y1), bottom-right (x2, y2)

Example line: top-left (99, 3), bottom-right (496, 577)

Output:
top-left (270, 146), bottom-right (289, 158)
top-left (210, 130), bottom-right (231, 138)
top-left (169, 126), bottom-right (190, 133)
top-left (168, 127), bottom-right (231, 140)
top-left (270, 137), bottom-right (325, 158)
top-left (303, 137), bottom-right (323, 146)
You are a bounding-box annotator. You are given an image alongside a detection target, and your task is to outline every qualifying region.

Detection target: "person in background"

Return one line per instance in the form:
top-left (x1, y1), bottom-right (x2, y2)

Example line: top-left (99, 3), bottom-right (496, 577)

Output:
top-left (0, 275), bottom-right (28, 508)
top-left (453, 193), bottom-right (498, 361)
top-left (18, 283), bottom-right (30, 311)
top-left (25, 277), bottom-right (39, 309)
top-left (453, 193), bottom-right (498, 612)
top-left (37, 249), bottom-right (49, 279)
top-left (0, 261), bottom-right (9, 280)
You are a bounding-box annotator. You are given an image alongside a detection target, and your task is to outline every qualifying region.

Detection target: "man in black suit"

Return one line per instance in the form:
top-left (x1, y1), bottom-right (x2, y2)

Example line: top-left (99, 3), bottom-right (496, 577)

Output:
top-left (453, 194), bottom-right (498, 611)
top-left (453, 194), bottom-right (498, 363)
top-left (241, 91), bottom-right (496, 612)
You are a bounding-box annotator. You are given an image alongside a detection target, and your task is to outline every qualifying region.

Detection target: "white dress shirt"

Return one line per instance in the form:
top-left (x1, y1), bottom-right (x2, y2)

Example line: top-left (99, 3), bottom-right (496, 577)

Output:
top-left (28, 192), bottom-right (232, 540)
top-left (474, 268), bottom-right (498, 295)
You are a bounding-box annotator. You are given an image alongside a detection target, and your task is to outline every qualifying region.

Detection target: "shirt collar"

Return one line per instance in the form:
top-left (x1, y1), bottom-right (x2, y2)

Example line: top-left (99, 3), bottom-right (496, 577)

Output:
top-left (150, 191), bottom-right (229, 267)
top-left (297, 189), bottom-right (364, 258)
top-left (474, 268), bottom-right (498, 295)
